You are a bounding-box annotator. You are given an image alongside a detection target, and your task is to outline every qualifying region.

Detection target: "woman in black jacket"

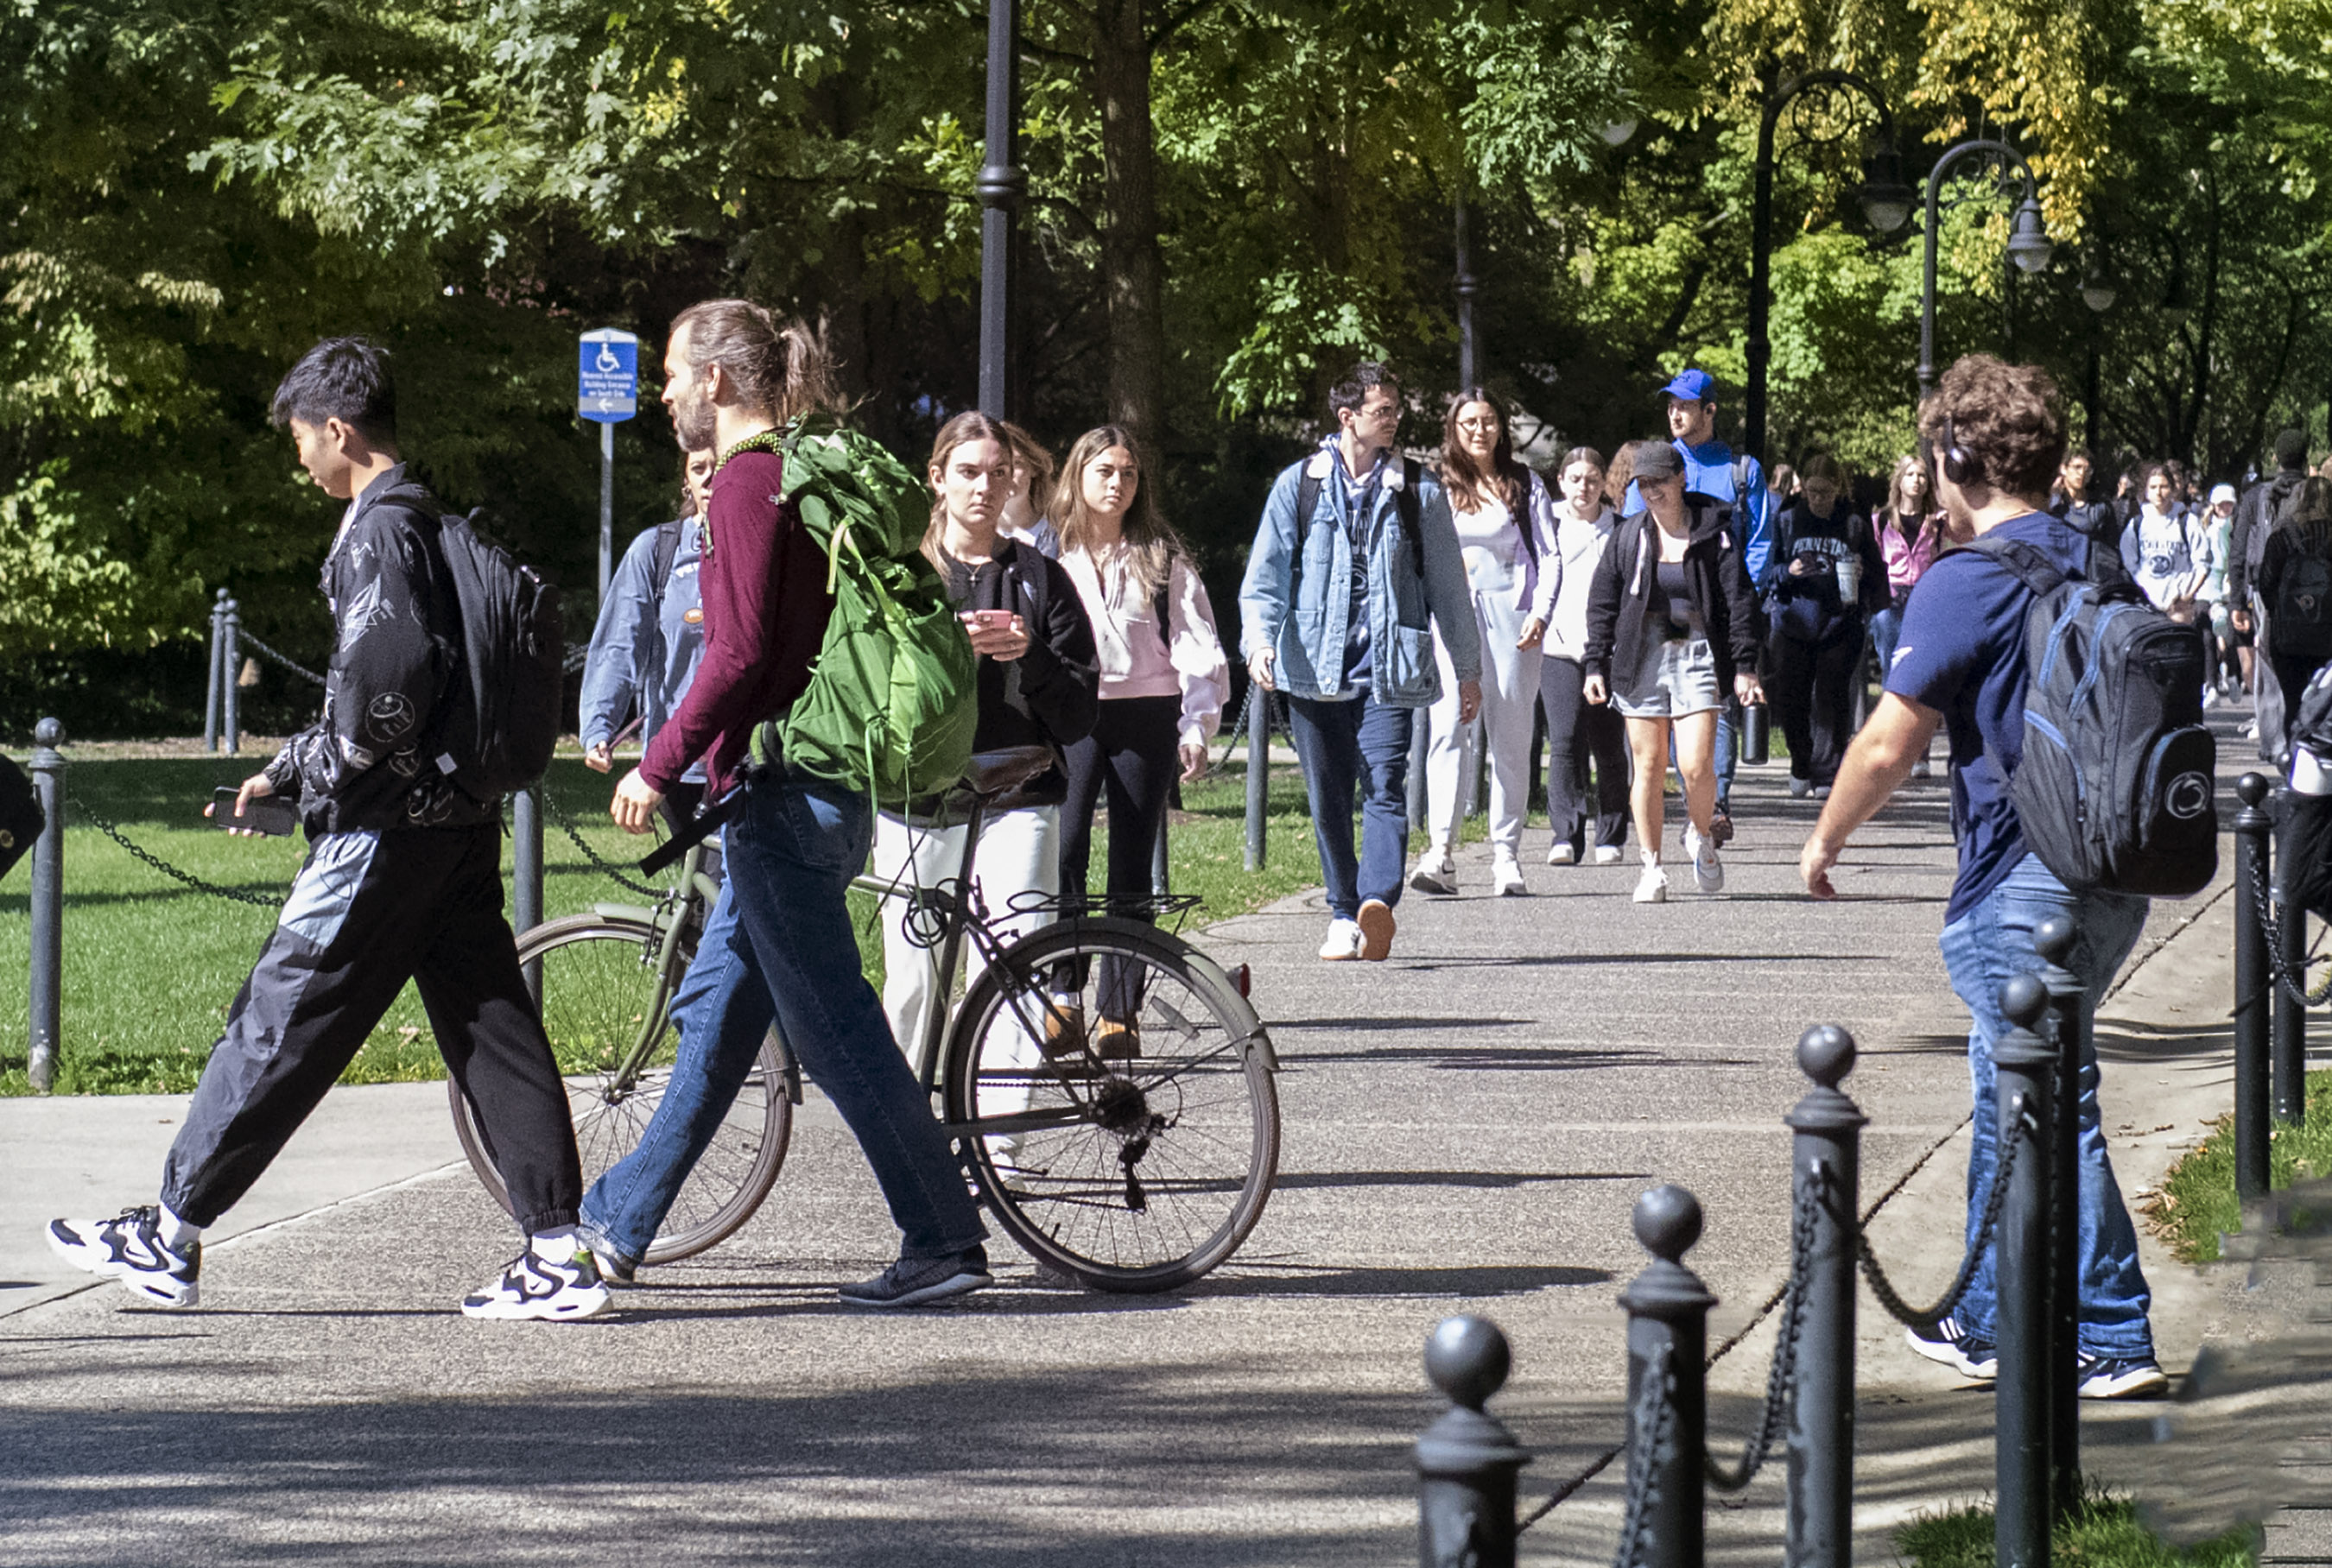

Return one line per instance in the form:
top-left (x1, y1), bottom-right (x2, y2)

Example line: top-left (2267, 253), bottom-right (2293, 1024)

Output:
top-left (1582, 442), bottom-right (1764, 903)
top-left (1764, 452), bottom-right (1890, 798)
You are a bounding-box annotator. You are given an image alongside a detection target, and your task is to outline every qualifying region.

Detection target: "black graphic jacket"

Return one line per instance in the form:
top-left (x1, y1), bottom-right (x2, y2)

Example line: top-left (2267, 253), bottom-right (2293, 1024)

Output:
top-left (263, 466), bottom-right (494, 836)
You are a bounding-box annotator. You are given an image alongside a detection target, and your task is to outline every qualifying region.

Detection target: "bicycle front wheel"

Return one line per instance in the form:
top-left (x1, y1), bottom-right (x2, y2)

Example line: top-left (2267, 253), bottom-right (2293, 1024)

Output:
top-left (942, 918), bottom-right (1278, 1292)
top-left (448, 914), bottom-right (791, 1265)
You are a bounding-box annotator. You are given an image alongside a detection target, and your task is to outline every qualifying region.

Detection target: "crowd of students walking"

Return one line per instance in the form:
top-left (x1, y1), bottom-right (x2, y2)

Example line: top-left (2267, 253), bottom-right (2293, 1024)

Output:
top-left (36, 309), bottom-right (2326, 1432)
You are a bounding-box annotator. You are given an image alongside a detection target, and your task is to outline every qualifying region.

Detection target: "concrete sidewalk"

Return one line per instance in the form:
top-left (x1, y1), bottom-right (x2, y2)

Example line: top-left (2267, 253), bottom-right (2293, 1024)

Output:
top-left (0, 723), bottom-right (2317, 1565)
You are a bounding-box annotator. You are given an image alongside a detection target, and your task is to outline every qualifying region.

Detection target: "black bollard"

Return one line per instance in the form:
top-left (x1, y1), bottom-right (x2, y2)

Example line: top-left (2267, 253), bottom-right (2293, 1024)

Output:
top-left (204, 589), bottom-right (228, 754)
top-left (1415, 1314), bottom-right (1530, 1568)
top-left (1742, 699), bottom-right (1770, 767)
top-left (221, 597), bottom-right (242, 756)
top-left (1243, 689), bottom-right (1268, 873)
top-left (512, 787), bottom-right (544, 1002)
top-left (2031, 917), bottom-right (2085, 1521)
top-left (2272, 793), bottom-right (2309, 1123)
top-left (2233, 774), bottom-right (2274, 1200)
top-left (1619, 1185), bottom-right (1713, 1568)
top-left (28, 719), bottom-right (66, 1093)
top-left (1785, 1026), bottom-right (1866, 1568)
top-left (1994, 974), bottom-right (2057, 1568)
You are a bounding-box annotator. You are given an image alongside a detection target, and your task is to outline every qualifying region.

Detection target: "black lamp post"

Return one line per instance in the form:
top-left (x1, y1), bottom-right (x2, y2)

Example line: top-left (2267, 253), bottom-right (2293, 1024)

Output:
top-left (1918, 139), bottom-right (2053, 399)
top-left (976, 0), bottom-right (1025, 417)
top-left (1746, 71), bottom-right (1914, 462)
top-left (1455, 199), bottom-right (1480, 389)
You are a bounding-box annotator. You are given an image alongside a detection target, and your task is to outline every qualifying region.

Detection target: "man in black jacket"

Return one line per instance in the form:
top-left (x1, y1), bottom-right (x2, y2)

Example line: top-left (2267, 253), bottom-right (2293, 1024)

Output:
top-left (46, 339), bottom-right (601, 1322)
top-left (2230, 428), bottom-right (2316, 757)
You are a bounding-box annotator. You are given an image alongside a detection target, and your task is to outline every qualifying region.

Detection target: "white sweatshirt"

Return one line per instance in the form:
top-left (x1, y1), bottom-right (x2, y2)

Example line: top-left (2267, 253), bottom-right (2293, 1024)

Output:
top-left (1528, 502), bottom-right (1620, 661)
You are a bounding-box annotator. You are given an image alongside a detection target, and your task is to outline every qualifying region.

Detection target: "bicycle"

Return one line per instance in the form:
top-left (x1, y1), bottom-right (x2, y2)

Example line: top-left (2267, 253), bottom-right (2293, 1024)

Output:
top-left (449, 745), bottom-right (1282, 1292)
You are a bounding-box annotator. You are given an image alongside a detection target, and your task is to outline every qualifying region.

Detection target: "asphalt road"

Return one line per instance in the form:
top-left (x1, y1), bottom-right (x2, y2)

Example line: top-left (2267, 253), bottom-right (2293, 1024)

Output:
top-left (0, 727), bottom-right (2310, 1565)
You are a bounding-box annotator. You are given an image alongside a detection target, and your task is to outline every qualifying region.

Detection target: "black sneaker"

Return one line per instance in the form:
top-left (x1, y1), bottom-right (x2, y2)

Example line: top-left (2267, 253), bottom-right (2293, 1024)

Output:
top-left (1708, 806), bottom-right (1735, 846)
top-left (840, 1247), bottom-right (993, 1309)
top-left (47, 1206), bottom-right (200, 1307)
top-left (1904, 1316), bottom-right (1997, 1379)
top-left (2076, 1353), bottom-right (2168, 1399)
top-left (460, 1246), bottom-right (612, 1321)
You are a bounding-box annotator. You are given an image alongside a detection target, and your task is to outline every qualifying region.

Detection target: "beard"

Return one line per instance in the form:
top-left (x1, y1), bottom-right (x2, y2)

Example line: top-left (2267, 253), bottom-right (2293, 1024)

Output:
top-left (671, 383), bottom-right (719, 452)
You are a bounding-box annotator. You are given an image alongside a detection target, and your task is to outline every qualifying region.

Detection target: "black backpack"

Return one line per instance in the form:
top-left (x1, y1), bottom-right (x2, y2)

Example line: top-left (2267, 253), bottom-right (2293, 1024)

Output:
top-left (2273, 549), bottom-right (2332, 661)
top-left (377, 486), bottom-right (565, 800)
top-left (1966, 535), bottom-right (2217, 898)
top-left (0, 752), bottom-right (41, 883)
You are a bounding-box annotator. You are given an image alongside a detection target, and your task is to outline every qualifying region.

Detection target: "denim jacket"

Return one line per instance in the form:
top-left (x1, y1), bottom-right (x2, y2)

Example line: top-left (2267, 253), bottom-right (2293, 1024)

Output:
top-left (1238, 446), bottom-right (1480, 705)
top-left (580, 516), bottom-right (707, 781)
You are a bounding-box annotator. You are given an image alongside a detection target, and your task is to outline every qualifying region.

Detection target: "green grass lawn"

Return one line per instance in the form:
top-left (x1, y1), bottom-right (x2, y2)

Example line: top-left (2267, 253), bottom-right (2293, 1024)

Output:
top-left (0, 750), bottom-right (1346, 1096)
top-left (2142, 1067), bottom-right (2332, 1263)
top-left (1896, 1492), bottom-right (2256, 1566)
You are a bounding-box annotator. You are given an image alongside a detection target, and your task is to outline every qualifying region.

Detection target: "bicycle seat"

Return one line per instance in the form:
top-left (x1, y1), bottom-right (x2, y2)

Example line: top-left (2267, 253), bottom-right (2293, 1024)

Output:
top-left (960, 746), bottom-right (1057, 801)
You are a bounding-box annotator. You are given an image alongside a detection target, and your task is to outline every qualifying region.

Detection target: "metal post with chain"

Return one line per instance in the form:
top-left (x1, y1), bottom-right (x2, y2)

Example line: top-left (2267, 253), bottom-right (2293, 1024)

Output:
top-left (1414, 1316), bottom-right (1530, 1568)
top-left (1993, 975), bottom-right (2056, 1568)
top-left (2032, 919), bottom-right (2086, 1520)
top-left (1619, 1185), bottom-right (1712, 1568)
top-left (29, 719), bottom-right (66, 1092)
top-left (2234, 773), bottom-right (2275, 1199)
top-left (1784, 1025), bottom-right (1865, 1568)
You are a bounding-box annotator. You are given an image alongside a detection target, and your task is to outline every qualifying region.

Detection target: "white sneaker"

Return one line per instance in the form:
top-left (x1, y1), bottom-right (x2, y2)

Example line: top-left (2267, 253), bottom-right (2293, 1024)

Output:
top-left (1911, 757), bottom-right (1932, 779)
top-left (1790, 776), bottom-right (1812, 799)
top-left (1593, 844), bottom-right (1625, 866)
top-left (47, 1206), bottom-right (200, 1308)
top-left (1546, 841), bottom-right (1578, 866)
top-left (1318, 918), bottom-right (1365, 961)
top-left (1632, 858), bottom-right (1669, 903)
top-left (1492, 853), bottom-right (1527, 896)
top-left (460, 1244), bottom-right (612, 1321)
top-left (2202, 686), bottom-right (2220, 710)
top-left (1409, 851), bottom-right (1457, 895)
top-left (1683, 825), bottom-right (1724, 894)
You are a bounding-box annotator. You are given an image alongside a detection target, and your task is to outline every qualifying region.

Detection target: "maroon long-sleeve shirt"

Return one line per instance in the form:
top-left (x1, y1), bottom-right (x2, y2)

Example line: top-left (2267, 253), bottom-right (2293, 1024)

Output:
top-left (640, 448), bottom-right (833, 795)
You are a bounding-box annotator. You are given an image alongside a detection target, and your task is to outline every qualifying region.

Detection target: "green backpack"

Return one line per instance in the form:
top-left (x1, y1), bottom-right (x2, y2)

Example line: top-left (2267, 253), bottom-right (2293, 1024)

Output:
top-left (739, 420), bottom-right (978, 806)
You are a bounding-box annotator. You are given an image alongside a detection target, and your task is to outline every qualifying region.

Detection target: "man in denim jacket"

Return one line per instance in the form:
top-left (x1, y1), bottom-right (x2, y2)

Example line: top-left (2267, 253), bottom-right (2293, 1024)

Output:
top-left (1239, 363), bottom-right (1480, 962)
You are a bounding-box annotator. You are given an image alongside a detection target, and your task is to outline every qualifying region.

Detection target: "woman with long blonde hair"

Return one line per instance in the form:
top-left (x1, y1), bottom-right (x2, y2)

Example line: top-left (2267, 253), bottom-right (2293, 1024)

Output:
top-left (1049, 425), bottom-right (1227, 1050)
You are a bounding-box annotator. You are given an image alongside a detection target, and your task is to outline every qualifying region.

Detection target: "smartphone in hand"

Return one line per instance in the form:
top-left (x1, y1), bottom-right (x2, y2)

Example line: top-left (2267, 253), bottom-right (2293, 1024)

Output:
top-left (211, 787), bottom-right (298, 837)
top-left (962, 609), bottom-right (1017, 632)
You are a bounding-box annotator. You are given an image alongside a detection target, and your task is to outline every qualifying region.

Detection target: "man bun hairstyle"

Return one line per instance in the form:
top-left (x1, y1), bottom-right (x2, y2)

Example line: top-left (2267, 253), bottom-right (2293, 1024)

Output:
top-left (1917, 354), bottom-right (2066, 501)
top-left (270, 337), bottom-right (396, 447)
top-left (670, 300), bottom-right (847, 425)
top-left (1328, 361), bottom-right (1398, 420)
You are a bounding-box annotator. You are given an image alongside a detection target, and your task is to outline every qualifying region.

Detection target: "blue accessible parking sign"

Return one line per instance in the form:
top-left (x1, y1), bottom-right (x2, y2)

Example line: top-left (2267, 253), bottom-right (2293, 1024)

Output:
top-left (578, 328), bottom-right (639, 422)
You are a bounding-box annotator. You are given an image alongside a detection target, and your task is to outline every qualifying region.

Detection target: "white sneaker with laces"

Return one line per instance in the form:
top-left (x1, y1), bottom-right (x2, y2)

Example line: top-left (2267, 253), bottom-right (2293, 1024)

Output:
top-left (1593, 844), bottom-right (1625, 866)
top-left (1492, 852), bottom-right (1527, 896)
top-left (1409, 851), bottom-right (1457, 895)
top-left (1318, 918), bottom-right (1365, 961)
top-left (1546, 841), bottom-right (1578, 866)
top-left (1683, 825), bottom-right (1724, 894)
top-left (461, 1243), bottom-right (612, 1321)
top-left (1632, 858), bottom-right (1669, 904)
top-left (47, 1206), bottom-right (200, 1308)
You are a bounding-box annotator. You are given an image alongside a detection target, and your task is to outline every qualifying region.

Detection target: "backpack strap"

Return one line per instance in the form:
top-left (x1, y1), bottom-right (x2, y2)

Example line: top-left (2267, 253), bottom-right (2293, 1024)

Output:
top-left (650, 519), bottom-right (683, 611)
top-left (1962, 534), bottom-right (2073, 597)
top-left (1397, 457), bottom-right (1426, 579)
top-left (1291, 457), bottom-right (1325, 607)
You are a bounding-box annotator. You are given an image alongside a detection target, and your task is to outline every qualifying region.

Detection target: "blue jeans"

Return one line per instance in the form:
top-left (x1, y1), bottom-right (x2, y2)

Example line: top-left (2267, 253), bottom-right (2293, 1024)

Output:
top-left (1286, 692), bottom-right (1414, 920)
top-left (580, 775), bottom-right (987, 1268)
top-left (1938, 852), bottom-right (2153, 1357)
top-left (1870, 606), bottom-right (1904, 680)
top-left (1713, 698), bottom-right (1740, 806)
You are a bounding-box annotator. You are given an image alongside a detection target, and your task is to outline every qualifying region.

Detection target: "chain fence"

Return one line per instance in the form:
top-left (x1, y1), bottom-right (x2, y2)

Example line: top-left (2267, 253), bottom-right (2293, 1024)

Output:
top-left (238, 630), bottom-right (327, 687)
top-left (542, 793), bottom-right (666, 899)
top-left (69, 800), bottom-right (289, 909)
top-left (2242, 832), bottom-right (2332, 1006)
top-left (1609, 1342), bottom-right (1676, 1568)
top-left (1849, 1104), bottom-right (2025, 1335)
top-left (1704, 1176), bottom-right (1821, 1493)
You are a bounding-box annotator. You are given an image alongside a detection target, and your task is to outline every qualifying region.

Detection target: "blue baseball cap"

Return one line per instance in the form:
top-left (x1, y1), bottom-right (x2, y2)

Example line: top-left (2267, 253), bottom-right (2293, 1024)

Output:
top-left (1659, 368), bottom-right (1716, 403)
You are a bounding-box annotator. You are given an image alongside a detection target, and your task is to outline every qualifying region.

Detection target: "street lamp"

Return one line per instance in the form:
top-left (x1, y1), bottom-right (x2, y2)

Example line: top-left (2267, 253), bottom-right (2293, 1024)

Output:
top-left (1746, 70), bottom-right (1911, 461)
top-left (975, 0), bottom-right (1025, 417)
top-left (2082, 251), bottom-right (2113, 449)
top-left (1917, 138), bottom-right (2050, 399)
top-left (1454, 199), bottom-right (1480, 389)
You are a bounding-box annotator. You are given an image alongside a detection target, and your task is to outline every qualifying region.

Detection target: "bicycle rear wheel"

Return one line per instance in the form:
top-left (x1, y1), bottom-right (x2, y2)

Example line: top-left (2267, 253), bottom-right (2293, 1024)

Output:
top-left (448, 914), bottom-right (790, 1265)
top-left (942, 918), bottom-right (1277, 1292)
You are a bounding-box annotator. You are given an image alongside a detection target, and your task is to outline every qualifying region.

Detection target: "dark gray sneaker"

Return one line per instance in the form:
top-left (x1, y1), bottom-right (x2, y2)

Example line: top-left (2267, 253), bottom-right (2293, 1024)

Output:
top-left (839, 1247), bottom-right (993, 1309)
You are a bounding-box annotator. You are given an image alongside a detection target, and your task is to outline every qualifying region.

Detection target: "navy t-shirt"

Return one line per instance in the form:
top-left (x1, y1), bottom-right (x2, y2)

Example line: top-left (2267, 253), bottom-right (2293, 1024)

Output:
top-left (1884, 511), bottom-right (2092, 922)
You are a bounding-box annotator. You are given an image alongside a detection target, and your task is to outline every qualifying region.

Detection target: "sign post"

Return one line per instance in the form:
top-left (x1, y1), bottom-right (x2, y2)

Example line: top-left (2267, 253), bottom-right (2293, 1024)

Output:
top-left (577, 328), bottom-right (640, 600)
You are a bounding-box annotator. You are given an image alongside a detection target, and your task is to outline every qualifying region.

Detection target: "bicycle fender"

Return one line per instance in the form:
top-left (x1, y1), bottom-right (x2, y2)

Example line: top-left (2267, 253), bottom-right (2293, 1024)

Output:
top-left (591, 901), bottom-right (659, 924)
top-left (1163, 936), bottom-right (1280, 1072)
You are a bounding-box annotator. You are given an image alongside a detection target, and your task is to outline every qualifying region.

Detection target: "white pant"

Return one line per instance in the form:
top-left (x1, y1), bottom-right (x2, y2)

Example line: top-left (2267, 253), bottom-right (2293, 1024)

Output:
top-left (871, 805), bottom-right (1060, 1075)
top-left (1425, 553), bottom-right (1543, 857)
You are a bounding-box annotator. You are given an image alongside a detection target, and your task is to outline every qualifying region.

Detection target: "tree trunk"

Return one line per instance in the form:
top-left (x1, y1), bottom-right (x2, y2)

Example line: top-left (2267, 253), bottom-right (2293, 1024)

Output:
top-left (1093, 0), bottom-right (1168, 445)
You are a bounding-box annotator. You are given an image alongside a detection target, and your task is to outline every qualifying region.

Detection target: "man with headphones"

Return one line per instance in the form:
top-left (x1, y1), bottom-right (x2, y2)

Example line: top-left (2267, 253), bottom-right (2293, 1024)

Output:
top-left (1797, 354), bottom-right (2166, 1400)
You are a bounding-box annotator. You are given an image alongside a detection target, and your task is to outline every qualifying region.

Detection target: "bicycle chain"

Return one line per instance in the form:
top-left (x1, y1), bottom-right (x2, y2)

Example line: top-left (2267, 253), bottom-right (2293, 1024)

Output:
top-left (1854, 1101), bottom-right (2026, 1332)
top-left (70, 800), bottom-right (287, 909)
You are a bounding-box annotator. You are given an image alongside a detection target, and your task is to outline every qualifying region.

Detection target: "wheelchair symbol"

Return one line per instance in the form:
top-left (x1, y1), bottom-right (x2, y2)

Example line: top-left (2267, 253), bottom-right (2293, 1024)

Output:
top-left (593, 344), bottom-right (625, 375)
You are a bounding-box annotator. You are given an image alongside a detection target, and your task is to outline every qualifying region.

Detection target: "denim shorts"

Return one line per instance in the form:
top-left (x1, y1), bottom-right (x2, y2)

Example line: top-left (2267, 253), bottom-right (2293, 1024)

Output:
top-left (1613, 632), bottom-right (1722, 719)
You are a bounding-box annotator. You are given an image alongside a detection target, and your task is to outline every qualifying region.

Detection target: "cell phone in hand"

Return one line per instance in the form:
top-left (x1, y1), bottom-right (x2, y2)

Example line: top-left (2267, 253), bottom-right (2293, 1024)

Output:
top-left (963, 609), bottom-right (1017, 632)
top-left (211, 787), bottom-right (298, 837)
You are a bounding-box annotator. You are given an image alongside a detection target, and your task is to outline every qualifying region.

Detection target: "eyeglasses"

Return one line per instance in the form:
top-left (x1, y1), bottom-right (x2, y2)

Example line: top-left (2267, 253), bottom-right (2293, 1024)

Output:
top-left (1359, 401), bottom-right (1400, 420)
